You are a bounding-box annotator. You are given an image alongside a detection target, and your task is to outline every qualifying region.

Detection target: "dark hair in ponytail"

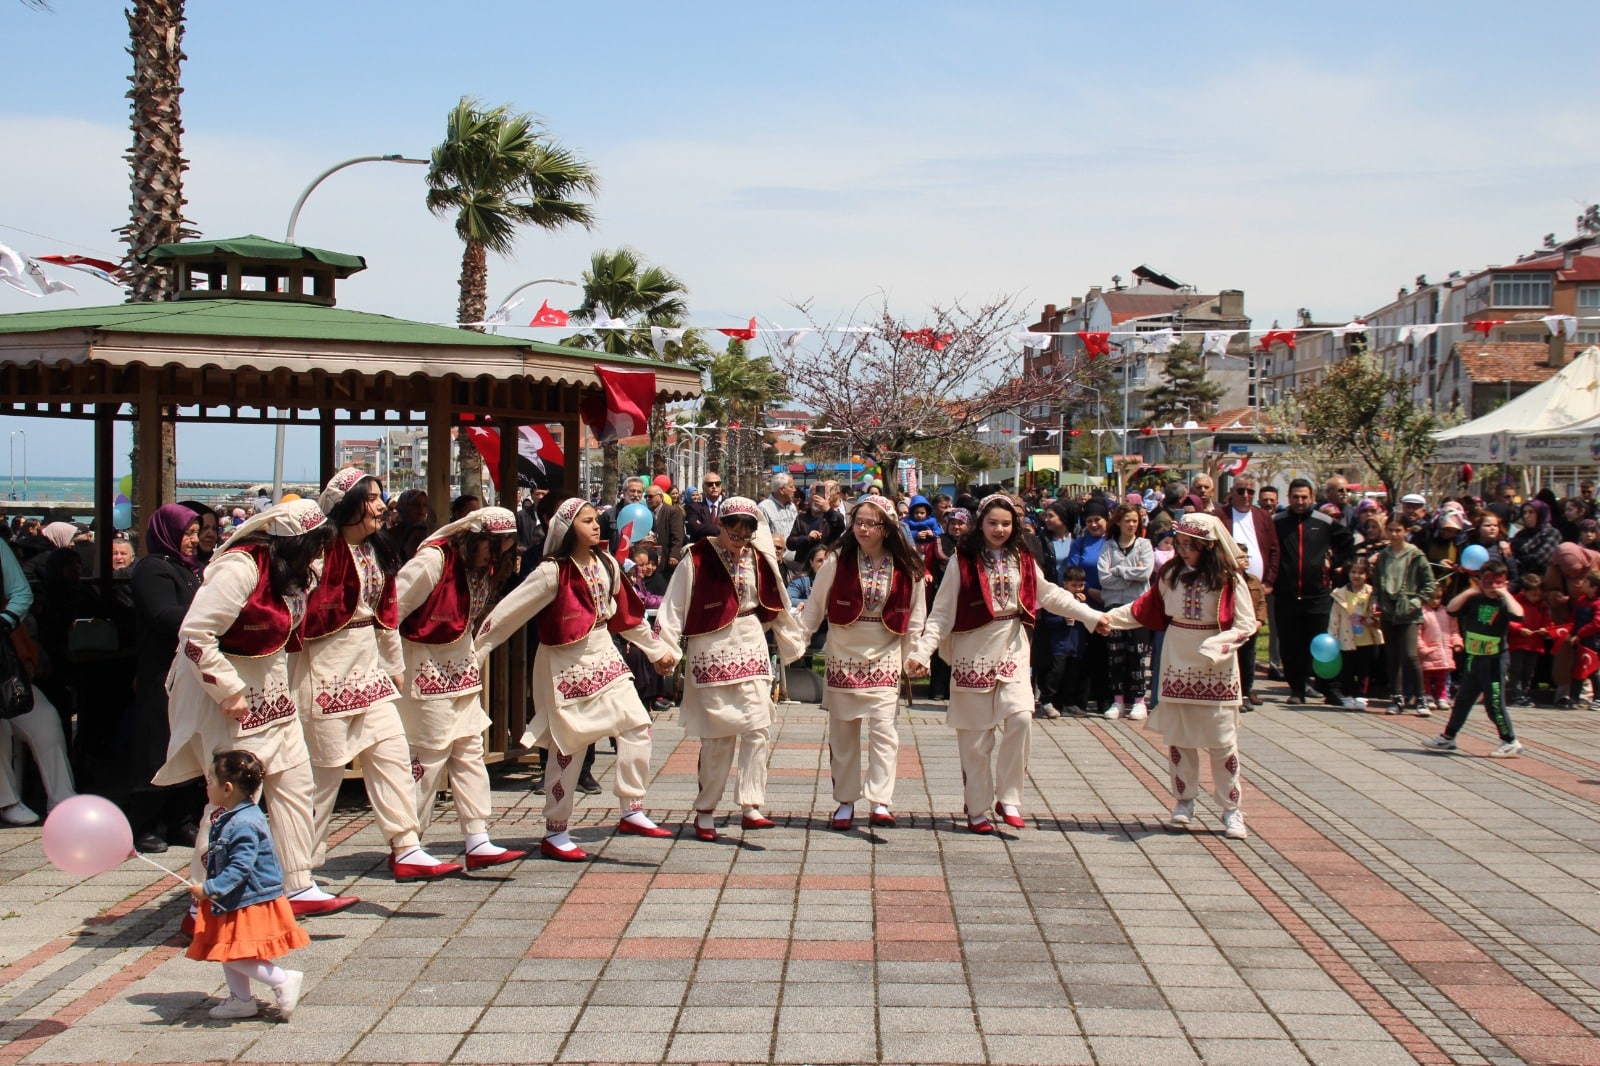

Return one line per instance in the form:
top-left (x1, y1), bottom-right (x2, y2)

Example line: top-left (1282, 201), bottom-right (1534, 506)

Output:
top-left (210, 749), bottom-right (265, 795)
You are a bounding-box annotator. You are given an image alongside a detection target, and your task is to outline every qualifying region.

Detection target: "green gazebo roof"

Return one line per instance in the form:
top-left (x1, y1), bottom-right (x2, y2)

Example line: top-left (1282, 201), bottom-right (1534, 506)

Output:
top-left (142, 234), bottom-right (367, 275)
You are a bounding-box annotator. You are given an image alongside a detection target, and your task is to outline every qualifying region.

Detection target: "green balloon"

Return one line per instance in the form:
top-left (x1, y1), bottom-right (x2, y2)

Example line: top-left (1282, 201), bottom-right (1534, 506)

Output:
top-left (1312, 654), bottom-right (1343, 679)
top-left (117, 473), bottom-right (134, 498)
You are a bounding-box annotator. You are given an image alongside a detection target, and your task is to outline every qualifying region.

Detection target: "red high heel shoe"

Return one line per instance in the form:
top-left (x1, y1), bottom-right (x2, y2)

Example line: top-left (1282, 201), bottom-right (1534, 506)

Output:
top-left (465, 847), bottom-right (528, 870)
top-left (539, 838), bottom-right (589, 862)
top-left (617, 818), bottom-right (674, 838)
top-left (388, 855), bottom-right (463, 882)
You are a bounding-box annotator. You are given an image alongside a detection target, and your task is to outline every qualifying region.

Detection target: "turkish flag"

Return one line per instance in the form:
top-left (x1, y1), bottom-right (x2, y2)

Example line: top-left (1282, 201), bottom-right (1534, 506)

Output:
top-left (1257, 330), bottom-right (1296, 351)
top-left (464, 423), bottom-right (567, 493)
top-left (902, 328), bottom-right (953, 351)
top-left (1471, 320), bottom-right (1499, 336)
top-left (529, 300), bottom-right (570, 327)
top-left (718, 317), bottom-right (758, 340)
top-left (1076, 332), bottom-right (1111, 357)
top-left (581, 365), bottom-right (655, 442)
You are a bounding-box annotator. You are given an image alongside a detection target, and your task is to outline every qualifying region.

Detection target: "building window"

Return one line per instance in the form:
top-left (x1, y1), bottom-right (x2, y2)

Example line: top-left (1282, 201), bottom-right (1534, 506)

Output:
top-left (1579, 331), bottom-right (1600, 346)
top-left (1490, 272), bottom-right (1553, 308)
top-left (1578, 286), bottom-right (1600, 309)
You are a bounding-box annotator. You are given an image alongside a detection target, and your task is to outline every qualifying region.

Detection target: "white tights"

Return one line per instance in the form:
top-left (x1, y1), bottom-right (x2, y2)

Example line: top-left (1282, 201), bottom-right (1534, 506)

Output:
top-left (222, 959), bottom-right (286, 1000)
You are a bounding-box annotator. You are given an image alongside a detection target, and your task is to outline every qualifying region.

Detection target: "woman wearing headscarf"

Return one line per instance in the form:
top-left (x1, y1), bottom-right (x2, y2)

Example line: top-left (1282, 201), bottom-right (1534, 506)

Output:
top-left (906, 495), bottom-right (1105, 834)
top-left (153, 500), bottom-right (355, 917)
top-left (1511, 499), bottom-right (1560, 591)
top-left (477, 497), bottom-right (679, 859)
top-left (294, 468), bottom-right (461, 885)
top-left (179, 502), bottom-right (220, 567)
top-left (127, 504), bottom-right (205, 853)
top-left (395, 506), bottom-right (525, 869)
top-left (1101, 513), bottom-right (1257, 840)
top-left (796, 497), bottom-right (927, 830)
top-left (654, 497), bottom-right (807, 841)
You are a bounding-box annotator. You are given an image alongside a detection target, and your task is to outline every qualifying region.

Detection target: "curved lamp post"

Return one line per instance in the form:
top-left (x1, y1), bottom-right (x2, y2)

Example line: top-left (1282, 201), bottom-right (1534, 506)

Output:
top-left (273, 154), bottom-right (429, 502)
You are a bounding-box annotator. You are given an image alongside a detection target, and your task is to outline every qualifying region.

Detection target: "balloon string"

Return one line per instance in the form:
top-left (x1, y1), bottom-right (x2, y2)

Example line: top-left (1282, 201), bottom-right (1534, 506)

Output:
top-left (131, 851), bottom-right (194, 887)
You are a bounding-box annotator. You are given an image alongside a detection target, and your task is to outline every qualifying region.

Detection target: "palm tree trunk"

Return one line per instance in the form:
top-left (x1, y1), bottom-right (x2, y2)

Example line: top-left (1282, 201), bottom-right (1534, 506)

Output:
top-left (453, 240), bottom-right (488, 500)
top-left (648, 406), bottom-right (668, 476)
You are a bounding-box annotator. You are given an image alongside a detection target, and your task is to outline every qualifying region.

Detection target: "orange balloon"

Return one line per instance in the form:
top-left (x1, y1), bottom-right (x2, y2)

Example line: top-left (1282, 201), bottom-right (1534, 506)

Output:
top-left (280, 493), bottom-right (301, 502)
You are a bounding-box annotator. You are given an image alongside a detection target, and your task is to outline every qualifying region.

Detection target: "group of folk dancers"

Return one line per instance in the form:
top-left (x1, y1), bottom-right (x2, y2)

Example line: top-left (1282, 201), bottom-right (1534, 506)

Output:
top-left (156, 481), bottom-right (1260, 921)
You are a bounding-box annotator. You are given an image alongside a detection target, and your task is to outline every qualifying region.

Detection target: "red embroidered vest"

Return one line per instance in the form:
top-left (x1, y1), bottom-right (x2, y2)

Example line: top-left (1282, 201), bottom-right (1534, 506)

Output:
top-left (827, 549), bottom-right (914, 634)
top-left (953, 551), bottom-right (1037, 632)
top-left (218, 544), bottom-right (294, 658)
top-left (535, 555), bottom-right (646, 647)
top-left (683, 540), bottom-right (782, 636)
top-left (400, 542), bottom-right (472, 645)
top-left (302, 537), bottom-right (398, 641)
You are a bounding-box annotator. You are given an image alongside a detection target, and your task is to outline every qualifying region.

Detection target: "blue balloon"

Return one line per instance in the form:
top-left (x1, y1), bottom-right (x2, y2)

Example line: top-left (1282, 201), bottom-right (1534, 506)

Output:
top-left (617, 502), bottom-right (653, 540)
top-left (112, 500), bottom-right (133, 530)
top-left (1310, 633), bottom-right (1341, 664)
top-left (1459, 543), bottom-right (1490, 572)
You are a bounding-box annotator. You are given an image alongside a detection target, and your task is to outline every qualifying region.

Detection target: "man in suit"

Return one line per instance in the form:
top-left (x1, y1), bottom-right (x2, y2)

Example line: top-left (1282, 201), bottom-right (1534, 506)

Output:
top-left (684, 472), bottom-right (725, 541)
top-left (601, 477), bottom-right (645, 553)
top-left (1215, 475), bottom-right (1279, 706)
top-left (646, 481), bottom-right (686, 577)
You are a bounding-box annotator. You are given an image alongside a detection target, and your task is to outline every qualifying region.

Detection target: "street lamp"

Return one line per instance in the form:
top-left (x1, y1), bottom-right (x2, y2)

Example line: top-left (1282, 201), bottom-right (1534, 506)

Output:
top-left (274, 154), bottom-right (429, 503)
top-left (7, 430), bottom-right (24, 500)
top-left (488, 278), bottom-right (579, 330)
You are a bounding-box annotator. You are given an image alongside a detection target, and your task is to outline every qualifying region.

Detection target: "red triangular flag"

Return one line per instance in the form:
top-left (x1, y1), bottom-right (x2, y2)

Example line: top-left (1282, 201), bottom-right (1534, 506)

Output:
top-left (718, 316), bottom-right (758, 341)
top-left (529, 300), bottom-right (570, 327)
top-left (1076, 332), bottom-right (1111, 357)
top-left (1471, 320), bottom-right (1498, 336)
top-left (580, 365), bottom-right (655, 442)
top-left (901, 328), bottom-right (954, 351)
top-left (1257, 329), bottom-right (1297, 352)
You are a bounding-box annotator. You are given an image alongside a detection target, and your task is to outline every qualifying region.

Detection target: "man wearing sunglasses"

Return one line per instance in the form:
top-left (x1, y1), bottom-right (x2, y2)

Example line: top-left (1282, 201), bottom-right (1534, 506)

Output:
top-left (1215, 475), bottom-right (1277, 705)
top-left (684, 473), bottom-right (726, 542)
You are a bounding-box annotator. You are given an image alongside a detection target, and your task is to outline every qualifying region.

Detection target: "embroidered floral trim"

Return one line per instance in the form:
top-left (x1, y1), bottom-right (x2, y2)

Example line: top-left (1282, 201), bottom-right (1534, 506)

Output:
top-left (314, 676), bottom-right (397, 715)
top-left (1160, 665), bottom-right (1240, 702)
top-left (184, 639), bottom-right (203, 664)
top-left (237, 684), bottom-right (298, 731)
top-left (415, 657), bottom-right (482, 697)
top-left (410, 756), bottom-right (425, 782)
top-left (983, 550), bottom-right (1017, 612)
top-left (951, 655), bottom-right (1020, 690)
top-left (555, 656), bottom-right (630, 700)
top-left (826, 657), bottom-right (901, 690)
top-left (353, 542), bottom-right (385, 613)
top-left (689, 646), bottom-right (770, 685)
top-left (859, 555), bottom-right (893, 615)
top-left (467, 571), bottom-right (492, 627)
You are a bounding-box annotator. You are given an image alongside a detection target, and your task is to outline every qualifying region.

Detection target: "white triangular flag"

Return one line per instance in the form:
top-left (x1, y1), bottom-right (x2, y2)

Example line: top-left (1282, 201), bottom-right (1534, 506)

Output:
top-left (484, 297), bottom-right (522, 327)
top-left (1138, 328), bottom-right (1175, 353)
top-left (1542, 314), bottom-right (1578, 341)
top-left (650, 325), bottom-right (686, 357)
top-left (591, 303), bottom-right (629, 330)
top-left (0, 242), bottom-right (40, 297)
top-left (834, 326), bottom-right (873, 335)
top-left (1333, 320), bottom-right (1366, 337)
top-left (769, 325), bottom-right (810, 350)
top-left (1203, 330), bottom-right (1238, 356)
top-left (974, 424), bottom-right (991, 432)
top-left (1410, 324), bottom-right (1438, 344)
top-left (1011, 331), bottom-right (1054, 351)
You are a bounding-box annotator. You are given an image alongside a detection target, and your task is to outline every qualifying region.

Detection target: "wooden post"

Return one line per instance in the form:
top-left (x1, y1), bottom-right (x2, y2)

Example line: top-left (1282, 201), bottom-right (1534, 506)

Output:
top-left (318, 411), bottom-right (336, 489)
top-left (427, 382), bottom-right (452, 529)
top-left (94, 404), bottom-right (115, 590)
top-left (135, 370), bottom-right (164, 540)
top-left (558, 419), bottom-right (581, 496)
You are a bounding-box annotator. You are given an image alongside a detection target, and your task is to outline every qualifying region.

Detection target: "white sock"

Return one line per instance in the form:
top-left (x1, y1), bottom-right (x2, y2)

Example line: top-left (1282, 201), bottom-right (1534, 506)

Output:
top-left (742, 806), bottom-right (764, 821)
top-left (969, 813), bottom-right (991, 825)
top-left (288, 884), bottom-right (335, 902)
top-left (394, 846), bottom-right (444, 867)
top-left (695, 812), bottom-right (716, 830)
top-left (543, 831), bottom-right (576, 851)
top-left (872, 804), bottom-right (891, 817)
top-left (621, 810), bottom-right (659, 830)
top-left (464, 833), bottom-right (505, 857)
top-left (999, 803), bottom-right (1020, 818)
top-left (833, 803), bottom-right (854, 820)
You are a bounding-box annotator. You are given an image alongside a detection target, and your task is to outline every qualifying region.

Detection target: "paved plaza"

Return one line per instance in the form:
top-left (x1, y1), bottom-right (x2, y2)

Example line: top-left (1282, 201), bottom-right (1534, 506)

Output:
top-left (0, 685), bottom-right (1596, 1066)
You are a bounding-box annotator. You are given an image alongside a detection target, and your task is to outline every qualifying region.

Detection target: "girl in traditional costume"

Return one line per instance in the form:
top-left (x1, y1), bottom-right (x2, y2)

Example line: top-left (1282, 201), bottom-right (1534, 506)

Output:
top-left (908, 495), bottom-right (1106, 834)
top-left (295, 469), bottom-right (460, 884)
top-left (654, 497), bottom-right (807, 841)
top-left (154, 500), bottom-right (356, 917)
top-left (476, 497), bottom-right (678, 860)
top-left (1101, 512), bottom-right (1256, 840)
top-left (797, 496), bottom-right (926, 830)
top-left (394, 505), bottom-right (525, 870)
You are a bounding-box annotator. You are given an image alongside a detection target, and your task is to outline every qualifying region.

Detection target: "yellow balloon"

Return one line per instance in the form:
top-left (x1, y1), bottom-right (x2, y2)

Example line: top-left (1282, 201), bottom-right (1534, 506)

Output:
top-left (280, 493), bottom-right (301, 502)
top-left (662, 493), bottom-right (672, 506)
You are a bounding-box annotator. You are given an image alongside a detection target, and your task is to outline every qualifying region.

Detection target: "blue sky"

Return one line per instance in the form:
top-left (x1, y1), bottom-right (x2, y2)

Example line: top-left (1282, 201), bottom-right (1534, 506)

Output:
top-left (2, 1), bottom-right (1596, 480)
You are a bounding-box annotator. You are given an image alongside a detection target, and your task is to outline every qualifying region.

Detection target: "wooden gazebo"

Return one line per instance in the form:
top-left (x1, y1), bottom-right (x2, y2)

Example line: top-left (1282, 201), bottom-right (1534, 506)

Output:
top-left (0, 235), bottom-right (700, 758)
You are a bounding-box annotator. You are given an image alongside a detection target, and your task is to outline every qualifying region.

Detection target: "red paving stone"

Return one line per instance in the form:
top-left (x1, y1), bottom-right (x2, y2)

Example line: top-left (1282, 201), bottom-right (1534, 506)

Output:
top-left (525, 937), bottom-right (618, 958)
top-left (724, 873), bottom-right (798, 889)
top-left (895, 746), bottom-right (925, 779)
top-left (799, 874), bottom-right (872, 889)
top-left (875, 921), bottom-right (958, 942)
top-left (652, 873), bottom-right (726, 889)
top-left (1382, 714), bottom-right (1600, 803)
top-left (657, 737), bottom-right (700, 777)
top-left (1501, 1035), bottom-right (1600, 1066)
top-left (0, 943), bottom-right (180, 1066)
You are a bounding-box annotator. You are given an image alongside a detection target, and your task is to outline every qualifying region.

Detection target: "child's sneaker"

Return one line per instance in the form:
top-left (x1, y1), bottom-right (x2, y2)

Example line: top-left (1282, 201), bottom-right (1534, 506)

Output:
top-left (1168, 799), bottom-right (1194, 826)
top-left (1424, 734), bottom-right (1457, 751)
top-left (1103, 699), bottom-right (1124, 720)
top-left (1386, 695), bottom-right (1405, 715)
top-left (208, 996), bottom-right (259, 1019)
top-left (1488, 740), bottom-right (1523, 758)
top-left (1221, 809), bottom-right (1248, 839)
top-left (1340, 697), bottom-right (1358, 710)
top-left (274, 970), bottom-right (303, 1020)
top-left (1412, 703), bottom-right (1431, 718)
top-left (1128, 701), bottom-right (1148, 721)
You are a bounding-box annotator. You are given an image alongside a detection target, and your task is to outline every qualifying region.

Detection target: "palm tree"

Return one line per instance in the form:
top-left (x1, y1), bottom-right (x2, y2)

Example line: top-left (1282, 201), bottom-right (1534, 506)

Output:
top-left (426, 96), bottom-right (598, 497)
top-left (699, 342), bottom-right (789, 497)
top-left (121, 0), bottom-right (196, 504)
top-left (564, 248), bottom-right (690, 500)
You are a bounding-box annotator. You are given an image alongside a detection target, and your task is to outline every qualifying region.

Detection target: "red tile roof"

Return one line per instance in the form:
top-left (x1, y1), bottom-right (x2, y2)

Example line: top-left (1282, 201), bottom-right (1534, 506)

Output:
top-left (1490, 253), bottom-right (1600, 282)
top-left (1450, 341), bottom-right (1561, 384)
top-left (1101, 293), bottom-right (1213, 325)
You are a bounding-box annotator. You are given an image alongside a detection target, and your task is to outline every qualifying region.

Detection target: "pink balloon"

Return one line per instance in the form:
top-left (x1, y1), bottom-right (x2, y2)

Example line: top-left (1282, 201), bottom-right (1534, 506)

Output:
top-left (41, 795), bottom-right (134, 878)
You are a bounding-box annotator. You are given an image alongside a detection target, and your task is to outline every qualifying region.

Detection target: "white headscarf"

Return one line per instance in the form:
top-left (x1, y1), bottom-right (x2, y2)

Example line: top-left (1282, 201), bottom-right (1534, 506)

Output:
top-left (41, 522), bottom-right (78, 548)
top-left (1173, 511), bottom-right (1244, 569)
top-left (317, 466), bottom-right (372, 515)
top-left (427, 505), bottom-right (517, 546)
top-left (718, 495), bottom-right (781, 566)
top-left (543, 496), bottom-right (590, 555)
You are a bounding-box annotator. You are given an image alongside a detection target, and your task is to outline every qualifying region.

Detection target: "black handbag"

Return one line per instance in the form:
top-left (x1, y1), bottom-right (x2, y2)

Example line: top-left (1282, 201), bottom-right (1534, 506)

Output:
top-left (0, 633), bottom-right (33, 719)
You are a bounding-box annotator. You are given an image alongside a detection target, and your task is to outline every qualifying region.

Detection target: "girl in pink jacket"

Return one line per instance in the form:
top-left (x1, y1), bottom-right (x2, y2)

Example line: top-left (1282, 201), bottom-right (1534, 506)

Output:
top-left (1416, 584), bottom-right (1460, 709)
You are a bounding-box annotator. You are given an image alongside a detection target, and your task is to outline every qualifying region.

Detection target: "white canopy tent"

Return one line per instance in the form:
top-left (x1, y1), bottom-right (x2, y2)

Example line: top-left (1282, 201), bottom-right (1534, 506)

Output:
top-left (1432, 346), bottom-right (1600, 464)
top-left (1512, 410), bottom-right (1600, 465)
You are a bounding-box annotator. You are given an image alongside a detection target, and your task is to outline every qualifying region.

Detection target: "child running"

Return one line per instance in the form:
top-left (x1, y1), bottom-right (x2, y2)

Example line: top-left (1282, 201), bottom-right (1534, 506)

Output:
top-left (187, 750), bottom-right (309, 1020)
top-left (1427, 560), bottom-right (1523, 757)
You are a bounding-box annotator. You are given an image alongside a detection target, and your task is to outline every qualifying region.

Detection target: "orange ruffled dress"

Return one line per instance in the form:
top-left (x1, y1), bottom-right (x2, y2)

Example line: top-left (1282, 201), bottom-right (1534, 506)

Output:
top-left (186, 895), bottom-right (309, 963)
